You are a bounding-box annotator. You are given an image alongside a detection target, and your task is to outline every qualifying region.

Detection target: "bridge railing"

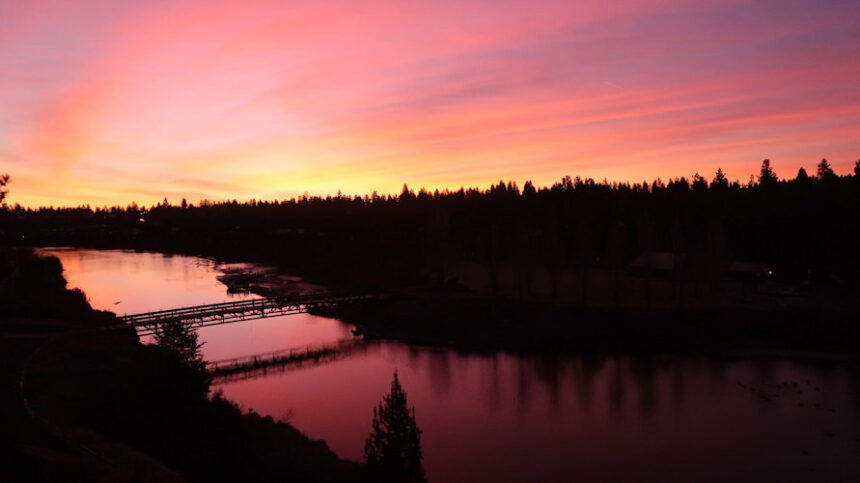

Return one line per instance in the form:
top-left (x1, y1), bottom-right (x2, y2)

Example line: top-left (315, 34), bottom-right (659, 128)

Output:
top-left (118, 291), bottom-right (377, 328)
top-left (207, 340), bottom-right (372, 383)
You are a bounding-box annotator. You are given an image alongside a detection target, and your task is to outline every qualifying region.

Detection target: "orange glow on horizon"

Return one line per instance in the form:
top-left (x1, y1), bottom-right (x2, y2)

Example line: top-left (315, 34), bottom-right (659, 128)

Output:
top-left (1, 0), bottom-right (858, 207)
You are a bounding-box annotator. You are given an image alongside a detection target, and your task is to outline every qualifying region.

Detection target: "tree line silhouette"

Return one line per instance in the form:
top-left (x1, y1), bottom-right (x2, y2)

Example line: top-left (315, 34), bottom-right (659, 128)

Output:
top-left (1, 159), bottom-right (858, 291)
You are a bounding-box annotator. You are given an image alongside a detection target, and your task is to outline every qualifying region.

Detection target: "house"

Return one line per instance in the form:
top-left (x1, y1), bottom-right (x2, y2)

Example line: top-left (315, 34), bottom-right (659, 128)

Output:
top-left (727, 261), bottom-right (771, 281)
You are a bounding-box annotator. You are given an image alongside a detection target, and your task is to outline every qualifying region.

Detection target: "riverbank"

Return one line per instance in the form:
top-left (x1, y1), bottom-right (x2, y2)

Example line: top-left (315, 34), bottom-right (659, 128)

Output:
top-left (23, 242), bottom-right (860, 359)
top-left (311, 290), bottom-right (859, 362)
top-left (0, 248), bottom-right (367, 482)
top-left (195, 258), bottom-right (860, 362)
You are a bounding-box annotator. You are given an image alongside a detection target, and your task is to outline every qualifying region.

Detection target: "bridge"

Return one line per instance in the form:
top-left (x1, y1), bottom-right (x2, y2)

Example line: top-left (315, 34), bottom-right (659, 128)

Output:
top-left (207, 339), bottom-right (371, 383)
top-left (118, 292), bottom-right (376, 336)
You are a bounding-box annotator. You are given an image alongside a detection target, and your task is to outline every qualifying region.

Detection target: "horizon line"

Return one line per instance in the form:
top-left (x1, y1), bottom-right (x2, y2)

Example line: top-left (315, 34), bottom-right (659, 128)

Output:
top-left (5, 160), bottom-right (857, 210)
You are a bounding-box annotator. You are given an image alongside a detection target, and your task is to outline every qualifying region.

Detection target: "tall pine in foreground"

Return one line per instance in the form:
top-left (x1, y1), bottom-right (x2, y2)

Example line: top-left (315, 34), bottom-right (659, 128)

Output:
top-left (365, 372), bottom-right (426, 482)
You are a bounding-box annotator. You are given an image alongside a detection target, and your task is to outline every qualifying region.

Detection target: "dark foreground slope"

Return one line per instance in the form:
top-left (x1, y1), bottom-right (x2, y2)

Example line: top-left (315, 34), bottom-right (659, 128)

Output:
top-left (0, 249), bottom-right (366, 482)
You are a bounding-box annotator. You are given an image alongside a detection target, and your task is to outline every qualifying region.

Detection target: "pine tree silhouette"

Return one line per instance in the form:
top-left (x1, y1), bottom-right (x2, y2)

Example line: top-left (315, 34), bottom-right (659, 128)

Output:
top-left (364, 372), bottom-right (426, 482)
top-left (758, 159), bottom-right (778, 185)
top-left (153, 320), bottom-right (206, 372)
top-left (817, 158), bottom-right (835, 180)
top-left (710, 168), bottom-right (728, 190)
top-left (0, 174), bottom-right (9, 204)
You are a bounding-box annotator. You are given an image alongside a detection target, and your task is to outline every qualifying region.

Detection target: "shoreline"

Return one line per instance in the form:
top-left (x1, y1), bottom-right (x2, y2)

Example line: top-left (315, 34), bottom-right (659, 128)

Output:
top-left (30, 247), bottom-right (860, 365)
top-left (30, 245), bottom-right (860, 364)
top-left (197, 257), bottom-right (860, 366)
top-left (1, 248), bottom-right (368, 481)
top-left (317, 296), bottom-right (860, 365)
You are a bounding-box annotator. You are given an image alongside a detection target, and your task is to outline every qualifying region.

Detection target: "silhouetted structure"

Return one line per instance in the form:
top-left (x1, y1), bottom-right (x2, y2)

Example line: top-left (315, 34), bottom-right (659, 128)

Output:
top-left (365, 372), bottom-right (426, 482)
top-left (121, 292), bottom-right (376, 335)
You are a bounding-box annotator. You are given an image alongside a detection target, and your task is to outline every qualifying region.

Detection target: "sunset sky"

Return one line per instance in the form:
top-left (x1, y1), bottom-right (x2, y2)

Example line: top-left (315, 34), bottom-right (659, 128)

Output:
top-left (2, 0), bottom-right (859, 207)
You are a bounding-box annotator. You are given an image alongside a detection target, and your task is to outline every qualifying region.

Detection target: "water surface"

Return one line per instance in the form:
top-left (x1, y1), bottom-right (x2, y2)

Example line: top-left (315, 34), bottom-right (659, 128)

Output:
top-left (42, 248), bottom-right (860, 482)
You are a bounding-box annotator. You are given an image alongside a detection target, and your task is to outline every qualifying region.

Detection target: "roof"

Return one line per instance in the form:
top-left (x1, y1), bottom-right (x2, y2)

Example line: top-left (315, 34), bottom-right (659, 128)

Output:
top-left (728, 261), bottom-right (771, 273)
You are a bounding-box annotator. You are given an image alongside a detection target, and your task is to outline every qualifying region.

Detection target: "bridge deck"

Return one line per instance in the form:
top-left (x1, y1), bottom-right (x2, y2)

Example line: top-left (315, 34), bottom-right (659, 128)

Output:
top-left (117, 292), bottom-right (375, 335)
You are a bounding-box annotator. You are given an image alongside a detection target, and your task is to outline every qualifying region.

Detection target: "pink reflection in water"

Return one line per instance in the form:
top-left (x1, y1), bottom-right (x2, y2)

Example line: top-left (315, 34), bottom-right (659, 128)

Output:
top-left (44, 248), bottom-right (860, 482)
top-left (39, 248), bottom-right (255, 314)
top-left (38, 248), bottom-right (353, 360)
top-left (218, 347), bottom-right (860, 482)
top-left (198, 314), bottom-right (353, 361)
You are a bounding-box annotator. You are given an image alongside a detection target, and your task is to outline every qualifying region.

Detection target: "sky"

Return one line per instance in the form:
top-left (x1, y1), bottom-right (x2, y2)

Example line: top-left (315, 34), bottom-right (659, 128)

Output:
top-left (1, 0), bottom-right (859, 207)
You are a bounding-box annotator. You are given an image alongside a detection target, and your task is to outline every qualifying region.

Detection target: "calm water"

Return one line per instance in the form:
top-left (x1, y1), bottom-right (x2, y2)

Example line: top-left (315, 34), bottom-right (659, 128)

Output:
top-left (41, 248), bottom-right (860, 482)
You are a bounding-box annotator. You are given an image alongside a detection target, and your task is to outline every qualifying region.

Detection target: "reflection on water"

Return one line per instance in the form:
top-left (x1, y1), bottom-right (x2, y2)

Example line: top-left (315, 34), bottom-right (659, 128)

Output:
top-left (223, 345), bottom-right (860, 482)
top-left (38, 248), bottom-right (353, 360)
top-left (41, 248), bottom-right (860, 482)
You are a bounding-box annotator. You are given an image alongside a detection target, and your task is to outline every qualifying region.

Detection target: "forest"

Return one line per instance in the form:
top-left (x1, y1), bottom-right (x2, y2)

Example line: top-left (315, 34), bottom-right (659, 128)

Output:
top-left (2, 159), bottom-right (859, 296)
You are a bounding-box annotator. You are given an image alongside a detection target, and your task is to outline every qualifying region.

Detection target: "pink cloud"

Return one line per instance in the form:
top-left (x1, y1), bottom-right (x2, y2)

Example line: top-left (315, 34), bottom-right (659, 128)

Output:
top-left (2, 0), bottom-right (858, 206)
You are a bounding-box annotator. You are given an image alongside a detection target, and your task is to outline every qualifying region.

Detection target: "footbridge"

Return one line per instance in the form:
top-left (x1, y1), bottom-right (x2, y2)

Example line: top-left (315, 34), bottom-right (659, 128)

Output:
top-left (207, 339), bottom-right (371, 383)
top-left (118, 292), bottom-right (376, 336)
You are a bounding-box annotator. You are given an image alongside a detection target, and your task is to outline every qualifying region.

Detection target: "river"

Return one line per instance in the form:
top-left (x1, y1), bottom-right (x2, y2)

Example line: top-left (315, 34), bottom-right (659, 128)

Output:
top-left (39, 248), bottom-right (860, 482)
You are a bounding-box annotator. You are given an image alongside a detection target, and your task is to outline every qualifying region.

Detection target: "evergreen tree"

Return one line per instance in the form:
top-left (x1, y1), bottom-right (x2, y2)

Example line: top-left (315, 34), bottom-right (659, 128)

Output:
top-left (854, 159), bottom-right (860, 177)
top-left (399, 184), bottom-right (416, 202)
top-left (710, 168), bottom-right (728, 190)
top-left (522, 180), bottom-right (537, 196)
top-left (758, 159), bottom-right (778, 185)
top-left (817, 158), bottom-right (835, 180)
top-left (0, 174), bottom-right (8, 204)
top-left (795, 167), bottom-right (810, 183)
top-left (691, 173), bottom-right (707, 192)
top-left (365, 372), bottom-right (426, 482)
top-left (153, 320), bottom-right (206, 373)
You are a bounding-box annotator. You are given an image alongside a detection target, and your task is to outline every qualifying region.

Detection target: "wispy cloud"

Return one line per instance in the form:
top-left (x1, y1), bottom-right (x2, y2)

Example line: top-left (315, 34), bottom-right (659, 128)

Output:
top-left (2, 0), bottom-right (859, 206)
